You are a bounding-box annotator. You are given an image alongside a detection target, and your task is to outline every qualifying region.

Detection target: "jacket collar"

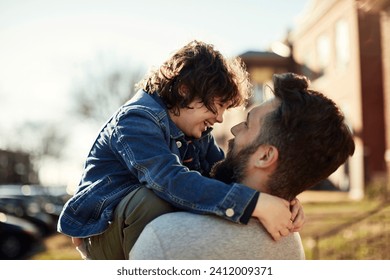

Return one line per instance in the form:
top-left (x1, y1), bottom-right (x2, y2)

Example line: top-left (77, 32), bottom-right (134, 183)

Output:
top-left (146, 90), bottom-right (213, 141)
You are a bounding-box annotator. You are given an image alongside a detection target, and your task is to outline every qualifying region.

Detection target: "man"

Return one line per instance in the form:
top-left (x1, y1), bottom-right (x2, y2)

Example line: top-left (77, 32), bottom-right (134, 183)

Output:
top-left (129, 72), bottom-right (355, 260)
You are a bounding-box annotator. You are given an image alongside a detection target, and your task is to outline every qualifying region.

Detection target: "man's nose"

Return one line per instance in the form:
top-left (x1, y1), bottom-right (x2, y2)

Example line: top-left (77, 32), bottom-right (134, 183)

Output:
top-left (230, 123), bottom-right (240, 136)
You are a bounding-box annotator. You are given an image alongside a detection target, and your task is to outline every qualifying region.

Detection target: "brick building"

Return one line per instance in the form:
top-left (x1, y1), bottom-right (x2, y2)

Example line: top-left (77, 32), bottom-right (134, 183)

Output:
top-left (236, 0), bottom-right (390, 199)
top-left (0, 149), bottom-right (38, 184)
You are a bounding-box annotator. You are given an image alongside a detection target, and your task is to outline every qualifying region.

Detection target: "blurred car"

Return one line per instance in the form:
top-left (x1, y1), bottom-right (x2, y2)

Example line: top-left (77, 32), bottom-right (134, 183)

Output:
top-left (0, 196), bottom-right (56, 236)
top-left (0, 184), bottom-right (69, 236)
top-left (0, 212), bottom-right (41, 259)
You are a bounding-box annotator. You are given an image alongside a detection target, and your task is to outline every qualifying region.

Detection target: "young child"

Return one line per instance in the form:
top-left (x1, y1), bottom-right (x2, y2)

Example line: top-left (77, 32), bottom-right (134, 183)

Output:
top-left (57, 40), bottom-right (303, 259)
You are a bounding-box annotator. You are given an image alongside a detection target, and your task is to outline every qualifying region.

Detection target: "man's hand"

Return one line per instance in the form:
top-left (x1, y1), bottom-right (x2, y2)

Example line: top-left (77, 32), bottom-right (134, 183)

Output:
top-left (252, 193), bottom-right (293, 241)
top-left (290, 198), bottom-right (305, 232)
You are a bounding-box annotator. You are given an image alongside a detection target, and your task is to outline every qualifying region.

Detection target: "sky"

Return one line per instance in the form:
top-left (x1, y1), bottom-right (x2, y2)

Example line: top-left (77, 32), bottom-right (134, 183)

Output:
top-left (0, 0), bottom-right (310, 187)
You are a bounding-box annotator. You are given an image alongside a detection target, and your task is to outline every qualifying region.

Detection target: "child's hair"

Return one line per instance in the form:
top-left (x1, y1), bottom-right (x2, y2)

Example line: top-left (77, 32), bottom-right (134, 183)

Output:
top-left (137, 40), bottom-right (253, 115)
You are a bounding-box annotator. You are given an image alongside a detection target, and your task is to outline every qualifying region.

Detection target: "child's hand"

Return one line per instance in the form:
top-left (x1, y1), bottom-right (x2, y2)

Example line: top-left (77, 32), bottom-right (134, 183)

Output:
top-left (72, 237), bottom-right (82, 246)
top-left (252, 193), bottom-right (293, 241)
top-left (72, 237), bottom-right (89, 259)
top-left (290, 198), bottom-right (305, 232)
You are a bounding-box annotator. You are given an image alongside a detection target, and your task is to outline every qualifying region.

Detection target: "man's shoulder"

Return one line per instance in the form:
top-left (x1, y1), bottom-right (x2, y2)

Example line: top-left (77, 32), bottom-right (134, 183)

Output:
top-left (147, 212), bottom-right (264, 236)
top-left (148, 212), bottom-right (234, 229)
top-left (134, 212), bottom-right (305, 260)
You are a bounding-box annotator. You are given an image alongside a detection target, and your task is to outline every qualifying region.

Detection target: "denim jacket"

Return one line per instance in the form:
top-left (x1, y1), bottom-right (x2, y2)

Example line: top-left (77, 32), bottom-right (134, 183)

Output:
top-left (57, 90), bottom-right (258, 237)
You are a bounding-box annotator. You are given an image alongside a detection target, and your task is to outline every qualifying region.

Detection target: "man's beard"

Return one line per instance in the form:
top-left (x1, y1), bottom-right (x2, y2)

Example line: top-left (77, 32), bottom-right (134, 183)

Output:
top-left (210, 139), bottom-right (252, 184)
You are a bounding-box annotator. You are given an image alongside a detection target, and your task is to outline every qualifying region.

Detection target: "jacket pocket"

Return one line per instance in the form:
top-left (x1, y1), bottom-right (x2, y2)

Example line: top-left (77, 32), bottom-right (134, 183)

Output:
top-left (69, 177), bottom-right (112, 218)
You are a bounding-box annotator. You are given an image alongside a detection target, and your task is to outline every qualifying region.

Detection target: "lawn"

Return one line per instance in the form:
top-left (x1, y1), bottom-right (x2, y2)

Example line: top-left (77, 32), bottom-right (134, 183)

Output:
top-left (299, 199), bottom-right (390, 259)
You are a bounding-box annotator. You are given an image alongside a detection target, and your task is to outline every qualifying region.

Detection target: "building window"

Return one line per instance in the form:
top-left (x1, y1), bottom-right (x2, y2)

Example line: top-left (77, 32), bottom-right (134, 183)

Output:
top-left (302, 50), bottom-right (321, 81)
top-left (252, 83), bottom-right (265, 105)
top-left (335, 18), bottom-right (350, 70)
top-left (316, 33), bottom-right (331, 72)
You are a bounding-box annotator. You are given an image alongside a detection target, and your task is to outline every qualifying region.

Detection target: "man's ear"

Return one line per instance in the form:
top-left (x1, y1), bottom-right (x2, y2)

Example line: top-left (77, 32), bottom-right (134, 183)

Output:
top-left (254, 145), bottom-right (279, 168)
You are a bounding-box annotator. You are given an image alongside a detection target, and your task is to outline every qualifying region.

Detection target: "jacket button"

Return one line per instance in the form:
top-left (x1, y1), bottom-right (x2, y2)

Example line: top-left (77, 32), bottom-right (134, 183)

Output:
top-left (225, 208), bottom-right (235, 217)
top-left (176, 141), bottom-right (182, 148)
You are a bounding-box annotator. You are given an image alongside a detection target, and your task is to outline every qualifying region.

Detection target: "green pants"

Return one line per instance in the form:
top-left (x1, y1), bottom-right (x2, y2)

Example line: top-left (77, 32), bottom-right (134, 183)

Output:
top-left (84, 187), bottom-right (176, 259)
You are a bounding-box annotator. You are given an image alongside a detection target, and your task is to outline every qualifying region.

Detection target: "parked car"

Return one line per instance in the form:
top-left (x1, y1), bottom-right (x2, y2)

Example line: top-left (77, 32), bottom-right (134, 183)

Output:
top-left (0, 196), bottom-right (56, 236)
top-left (0, 212), bottom-right (41, 259)
top-left (0, 184), bottom-right (69, 236)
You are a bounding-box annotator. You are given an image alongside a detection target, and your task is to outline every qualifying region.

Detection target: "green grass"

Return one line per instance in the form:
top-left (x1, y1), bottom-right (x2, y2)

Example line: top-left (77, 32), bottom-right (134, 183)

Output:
top-left (29, 233), bottom-right (81, 260)
top-left (299, 200), bottom-right (380, 237)
top-left (300, 199), bottom-right (390, 259)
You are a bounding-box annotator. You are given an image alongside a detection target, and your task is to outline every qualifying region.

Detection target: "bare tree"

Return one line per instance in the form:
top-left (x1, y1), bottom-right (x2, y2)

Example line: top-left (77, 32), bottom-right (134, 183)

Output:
top-left (8, 121), bottom-right (67, 159)
top-left (71, 54), bottom-right (145, 124)
top-left (3, 120), bottom-right (69, 183)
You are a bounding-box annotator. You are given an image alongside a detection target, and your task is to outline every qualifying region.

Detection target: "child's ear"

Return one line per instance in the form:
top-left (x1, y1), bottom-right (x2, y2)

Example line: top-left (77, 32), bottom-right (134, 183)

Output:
top-left (178, 84), bottom-right (189, 97)
top-left (254, 145), bottom-right (278, 168)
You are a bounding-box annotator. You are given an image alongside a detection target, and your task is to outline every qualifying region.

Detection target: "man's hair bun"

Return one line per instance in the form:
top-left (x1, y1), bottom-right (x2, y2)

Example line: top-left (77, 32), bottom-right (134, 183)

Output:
top-left (273, 73), bottom-right (309, 93)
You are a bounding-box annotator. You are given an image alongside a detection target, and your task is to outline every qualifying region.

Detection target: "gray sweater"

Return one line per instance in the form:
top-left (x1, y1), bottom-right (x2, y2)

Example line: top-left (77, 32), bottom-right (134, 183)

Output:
top-left (130, 212), bottom-right (305, 260)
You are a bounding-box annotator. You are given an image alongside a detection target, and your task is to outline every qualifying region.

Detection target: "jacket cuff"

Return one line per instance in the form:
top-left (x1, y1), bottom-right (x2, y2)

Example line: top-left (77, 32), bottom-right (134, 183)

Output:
top-left (239, 192), bottom-right (259, 224)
